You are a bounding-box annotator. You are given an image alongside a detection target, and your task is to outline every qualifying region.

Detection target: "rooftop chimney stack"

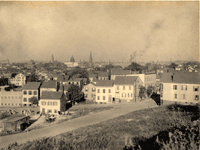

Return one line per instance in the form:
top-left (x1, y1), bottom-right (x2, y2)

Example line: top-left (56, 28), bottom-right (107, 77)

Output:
top-left (171, 75), bottom-right (173, 82)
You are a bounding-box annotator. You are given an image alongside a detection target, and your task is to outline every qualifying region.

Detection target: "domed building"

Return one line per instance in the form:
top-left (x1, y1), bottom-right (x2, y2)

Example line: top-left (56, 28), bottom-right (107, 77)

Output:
top-left (64, 55), bottom-right (79, 68)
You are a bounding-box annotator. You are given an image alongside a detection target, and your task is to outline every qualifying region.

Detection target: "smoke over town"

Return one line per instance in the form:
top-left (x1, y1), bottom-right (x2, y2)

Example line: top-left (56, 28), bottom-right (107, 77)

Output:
top-left (0, 2), bottom-right (199, 62)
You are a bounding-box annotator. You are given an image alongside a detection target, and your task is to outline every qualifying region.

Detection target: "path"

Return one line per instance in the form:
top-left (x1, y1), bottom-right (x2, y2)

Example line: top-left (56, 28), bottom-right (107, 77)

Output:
top-left (0, 99), bottom-right (157, 149)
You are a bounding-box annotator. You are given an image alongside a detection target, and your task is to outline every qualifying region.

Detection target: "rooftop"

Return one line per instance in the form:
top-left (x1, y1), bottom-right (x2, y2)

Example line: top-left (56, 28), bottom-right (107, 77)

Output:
top-left (41, 91), bottom-right (63, 99)
top-left (95, 80), bottom-right (114, 87)
top-left (3, 115), bottom-right (28, 123)
top-left (22, 82), bottom-right (41, 90)
top-left (115, 76), bottom-right (139, 85)
top-left (160, 72), bottom-right (200, 84)
top-left (40, 81), bottom-right (56, 89)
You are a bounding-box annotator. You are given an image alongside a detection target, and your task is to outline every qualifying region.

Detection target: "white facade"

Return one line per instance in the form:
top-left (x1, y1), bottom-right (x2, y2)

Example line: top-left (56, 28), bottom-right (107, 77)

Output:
top-left (10, 73), bottom-right (26, 86)
top-left (95, 86), bottom-right (115, 104)
top-left (22, 89), bottom-right (39, 106)
top-left (39, 99), bottom-right (60, 115)
top-left (64, 62), bottom-right (79, 68)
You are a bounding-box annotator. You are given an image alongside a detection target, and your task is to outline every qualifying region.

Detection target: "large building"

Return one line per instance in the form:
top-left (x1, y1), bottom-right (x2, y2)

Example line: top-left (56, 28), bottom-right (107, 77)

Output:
top-left (82, 83), bottom-right (96, 103)
top-left (10, 73), bottom-right (26, 87)
top-left (114, 76), bottom-right (143, 103)
top-left (0, 86), bottom-right (22, 107)
top-left (95, 80), bottom-right (115, 104)
top-left (64, 56), bottom-right (79, 68)
top-left (22, 82), bottom-right (41, 106)
top-left (39, 91), bottom-right (67, 115)
top-left (160, 72), bottom-right (200, 105)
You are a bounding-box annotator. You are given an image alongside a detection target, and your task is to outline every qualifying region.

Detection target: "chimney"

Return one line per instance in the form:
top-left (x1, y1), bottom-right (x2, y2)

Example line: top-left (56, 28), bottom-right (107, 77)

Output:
top-left (171, 75), bottom-right (173, 82)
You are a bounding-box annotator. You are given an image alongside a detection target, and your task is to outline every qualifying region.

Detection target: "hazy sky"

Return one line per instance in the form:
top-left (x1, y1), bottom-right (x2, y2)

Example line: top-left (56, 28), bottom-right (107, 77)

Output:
top-left (0, 2), bottom-right (199, 63)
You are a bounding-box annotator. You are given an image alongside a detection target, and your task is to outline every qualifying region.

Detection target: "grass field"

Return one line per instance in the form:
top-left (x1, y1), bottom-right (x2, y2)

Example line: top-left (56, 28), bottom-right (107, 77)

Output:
top-left (2, 104), bottom-right (200, 150)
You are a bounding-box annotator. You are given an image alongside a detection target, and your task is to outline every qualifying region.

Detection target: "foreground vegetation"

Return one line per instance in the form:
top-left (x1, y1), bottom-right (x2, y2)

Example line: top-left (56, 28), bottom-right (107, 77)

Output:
top-left (2, 104), bottom-right (199, 150)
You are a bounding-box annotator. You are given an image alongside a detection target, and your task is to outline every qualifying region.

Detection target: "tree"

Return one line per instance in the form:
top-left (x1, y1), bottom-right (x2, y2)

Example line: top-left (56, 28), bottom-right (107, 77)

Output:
top-left (147, 86), bottom-right (155, 97)
top-left (27, 73), bottom-right (40, 82)
top-left (66, 84), bottom-right (83, 104)
top-left (125, 62), bottom-right (143, 71)
top-left (168, 63), bottom-right (178, 70)
top-left (138, 86), bottom-right (146, 100)
top-left (29, 96), bottom-right (39, 106)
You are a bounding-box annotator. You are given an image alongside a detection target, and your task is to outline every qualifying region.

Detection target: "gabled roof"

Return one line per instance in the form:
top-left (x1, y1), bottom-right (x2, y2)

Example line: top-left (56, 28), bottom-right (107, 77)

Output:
top-left (69, 78), bottom-right (84, 82)
top-left (40, 81), bottom-right (56, 89)
top-left (41, 91), bottom-right (63, 99)
top-left (95, 80), bottom-right (114, 87)
top-left (89, 73), bottom-right (98, 78)
top-left (111, 69), bottom-right (131, 75)
top-left (98, 72), bottom-right (108, 77)
top-left (63, 84), bottom-right (71, 91)
top-left (22, 82), bottom-right (41, 90)
top-left (114, 76), bottom-right (138, 85)
top-left (160, 72), bottom-right (200, 84)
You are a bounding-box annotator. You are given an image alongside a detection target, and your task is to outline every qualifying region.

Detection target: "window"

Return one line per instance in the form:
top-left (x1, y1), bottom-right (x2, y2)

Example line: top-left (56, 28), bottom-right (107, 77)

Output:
top-left (29, 91), bottom-right (32, 95)
top-left (1, 103), bottom-right (3, 106)
top-left (12, 96), bottom-right (14, 99)
top-left (122, 93), bottom-right (126, 97)
top-left (34, 91), bottom-right (37, 95)
top-left (123, 86), bottom-right (125, 90)
top-left (182, 94), bottom-right (185, 99)
top-left (29, 104), bottom-right (31, 106)
top-left (174, 94), bottom-right (177, 99)
top-left (108, 89), bottom-right (111, 93)
top-left (8, 103), bottom-right (10, 106)
top-left (181, 85), bottom-right (187, 91)
top-left (92, 88), bottom-right (96, 92)
top-left (97, 96), bottom-right (100, 100)
top-left (91, 94), bottom-right (93, 98)
top-left (173, 85), bottom-right (177, 90)
top-left (15, 103), bottom-right (18, 106)
top-left (53, 102), bottom-right (57, 105)
top-left (48, 109), bottom-right (52, 113)
top-left (42, 101), bottom-right (46, 105)
top-left (85, 88), bottom-right (88, 92)
top-left (4, 96), bottom-right (6, 99)
top-left (5, 103), bottom-right (7, 106)
top-left (117, 86), bottom-right (119, 90)
top-left (129, 86), bottom-right (131, 90)
top-left (24, 91), bottom-right (27, 95)
top-left (48, 102), bottom-right (52, 105)
top-left (1, 96), bottom-right (3, 99)
top-left (23, 98), bottom-right (27, 102)
top-left (193, 86), bottom-right (199, 91)
top-left (85, 94), bottom-right (88, 98)
top-left (103, 89), bottom-right (105, 93)
top-left (24, 104), bottom-right (26, 106)
top-left (195, 95), bottom-right (199, 101)
top-left (103, 96), bottom-right (105, 100)
top-left (97, 89), bottom-right (100, 93)
top-left (8, 96), bottom-right (10, 99)
top-left (28, 98), bottom-right (31, 102)
top-left (54, 109), bottom-right (57, 113)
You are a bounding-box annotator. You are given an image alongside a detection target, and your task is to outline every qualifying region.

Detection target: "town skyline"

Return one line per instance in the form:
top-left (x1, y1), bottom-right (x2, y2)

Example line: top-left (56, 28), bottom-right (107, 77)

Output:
top-left (0, 1), bottom-right (199, 62)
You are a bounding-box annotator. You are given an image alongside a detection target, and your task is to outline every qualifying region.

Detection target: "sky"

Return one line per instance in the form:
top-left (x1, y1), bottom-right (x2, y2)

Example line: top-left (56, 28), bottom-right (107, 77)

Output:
top-left (0, 1), bottom-right (199, 63)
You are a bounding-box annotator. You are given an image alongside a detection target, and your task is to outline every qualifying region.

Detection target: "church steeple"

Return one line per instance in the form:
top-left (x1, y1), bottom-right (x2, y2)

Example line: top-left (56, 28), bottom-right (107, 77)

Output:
top-left (89, 51), bottom-right (93, 68)
top-left (51, 54), bottom-right (54, 63)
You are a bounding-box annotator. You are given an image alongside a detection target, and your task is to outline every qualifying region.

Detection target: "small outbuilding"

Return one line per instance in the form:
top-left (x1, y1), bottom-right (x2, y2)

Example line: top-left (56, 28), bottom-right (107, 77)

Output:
top-left (2, 115), bottom-right (30, 132)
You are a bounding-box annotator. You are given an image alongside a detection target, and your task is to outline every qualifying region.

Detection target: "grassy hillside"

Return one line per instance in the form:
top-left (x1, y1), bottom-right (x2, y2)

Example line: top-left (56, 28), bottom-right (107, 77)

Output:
top-left (2, 104), bottom-right (199, 150)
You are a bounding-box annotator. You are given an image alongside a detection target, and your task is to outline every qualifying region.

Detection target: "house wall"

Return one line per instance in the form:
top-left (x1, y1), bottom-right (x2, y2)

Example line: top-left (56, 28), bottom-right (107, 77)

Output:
top-left (161, 83), bottom-right (200, 104)
top-left (145, 74), bottom-right (156, 88)
top-left (10, 73), bottom-right (26, 87)
top-left (0, 91), bottom-right (22, 107)
top-left (22, 89), bottom-right (39, 106)
top-left (82, 83), bottom-right (96, 101)
top-left (39, 99), bottom-right (60, 115)
top-left (114, 78), bottom-right (143, 103)
top-left (95, 86), bottom-right (115, 104)
top-left (127, 74), bottom-right (145, 86)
